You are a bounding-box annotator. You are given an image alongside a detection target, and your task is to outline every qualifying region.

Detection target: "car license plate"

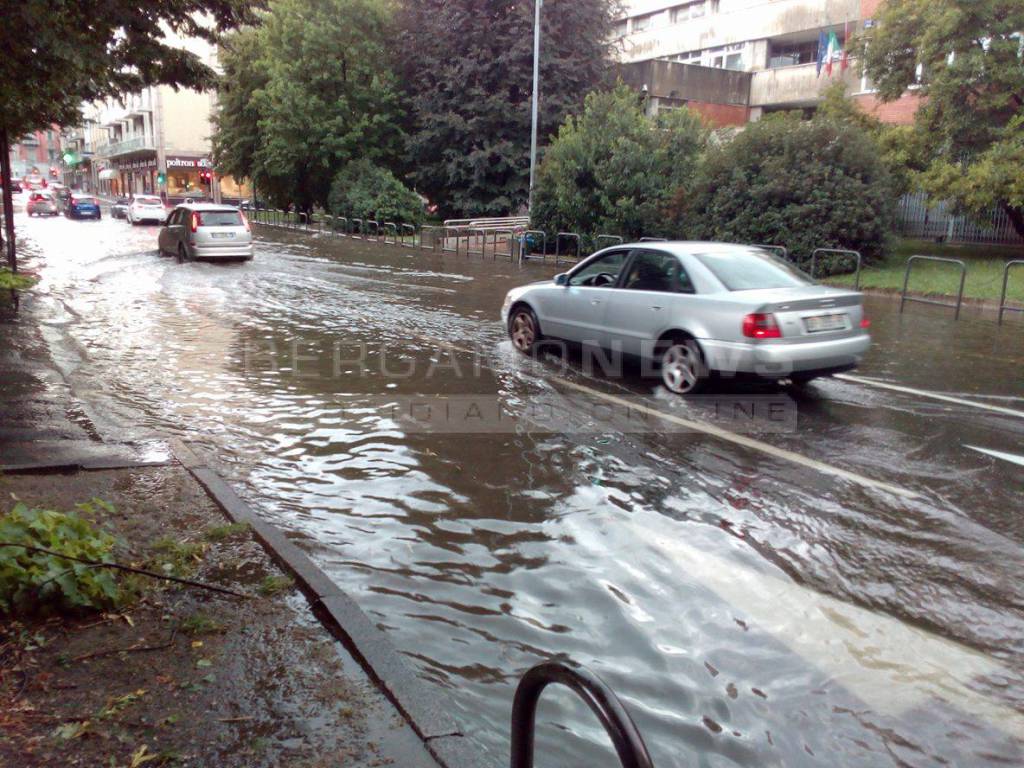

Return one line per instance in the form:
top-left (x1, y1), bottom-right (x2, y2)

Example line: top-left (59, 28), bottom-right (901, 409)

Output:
top-left (211, 232), bottom-right (234, 239)
top-left (804, 313), bottom-right (847, 333)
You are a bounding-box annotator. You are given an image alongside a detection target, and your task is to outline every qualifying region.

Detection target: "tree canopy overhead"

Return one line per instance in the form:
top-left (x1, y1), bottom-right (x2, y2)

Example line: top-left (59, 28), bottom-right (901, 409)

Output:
top-left (394, 0), bottom-right (619, 218)
top-left (1, 0), bottom-right (256, 139)
top-left (857, 0), bottom-right (1024, 236)
top-left (212, 0), bottom-right (405, 213)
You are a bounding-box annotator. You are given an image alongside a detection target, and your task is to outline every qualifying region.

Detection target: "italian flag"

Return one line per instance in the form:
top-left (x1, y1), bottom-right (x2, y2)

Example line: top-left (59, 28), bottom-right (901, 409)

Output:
top-left (825, 30), bottom-right (841, 76)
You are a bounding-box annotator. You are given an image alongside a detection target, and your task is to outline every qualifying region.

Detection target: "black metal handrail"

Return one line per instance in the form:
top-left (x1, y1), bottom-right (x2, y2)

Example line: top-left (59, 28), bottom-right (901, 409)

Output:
top-left (900, 255), bottom-right (967, 320)
top-left (510, 660), bottom-right (654, 768)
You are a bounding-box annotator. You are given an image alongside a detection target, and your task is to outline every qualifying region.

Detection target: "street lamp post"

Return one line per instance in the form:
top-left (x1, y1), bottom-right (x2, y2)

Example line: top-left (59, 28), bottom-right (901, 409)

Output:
top-left (528, 0), bottom-right (543, 216)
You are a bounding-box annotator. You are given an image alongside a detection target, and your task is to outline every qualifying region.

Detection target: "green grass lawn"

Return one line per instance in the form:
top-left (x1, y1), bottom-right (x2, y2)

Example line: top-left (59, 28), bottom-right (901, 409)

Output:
top-left (826, 239), bottom-right (1024, 303)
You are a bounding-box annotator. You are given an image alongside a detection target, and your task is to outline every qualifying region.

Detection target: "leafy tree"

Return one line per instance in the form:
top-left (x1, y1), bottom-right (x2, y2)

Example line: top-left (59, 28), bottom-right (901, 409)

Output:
top-left (0, 0), bottom-right (255, 270)
top-left (531, 86), bottom-right (707, 243)
top-left (212, 0), bottom-right (406, 213)
top-left (394, 0), bottom-right (618, 218)
top-left (856, 0), bottom-right (1024, 236)
top-left (816, 82), bottom-right (926, 198)
top-left (328, 159), bottom-right (424, 224)
top-left (688, 115), bottom-right (895, 271)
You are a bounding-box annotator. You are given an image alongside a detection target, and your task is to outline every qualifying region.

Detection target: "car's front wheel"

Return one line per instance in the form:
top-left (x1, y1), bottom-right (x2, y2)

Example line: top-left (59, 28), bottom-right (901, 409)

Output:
top-left (659, 338), bottom-right (709, 395)
top-left (508, 305), bottom-right (540, 354)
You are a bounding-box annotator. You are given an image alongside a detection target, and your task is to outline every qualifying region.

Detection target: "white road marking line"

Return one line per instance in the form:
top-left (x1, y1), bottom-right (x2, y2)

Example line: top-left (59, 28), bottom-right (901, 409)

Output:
top-left (966, 445), bottom-right (1024, 467)
top-left (421, 338), bottom-right (920, 500)
top-left (836, 374), bottom-right (1024, 419)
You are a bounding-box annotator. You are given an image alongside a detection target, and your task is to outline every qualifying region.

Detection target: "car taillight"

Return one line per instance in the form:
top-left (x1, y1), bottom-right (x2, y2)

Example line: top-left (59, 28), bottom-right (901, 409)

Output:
top-left (241, 211), bottom-right (250, 232)
top-left (860, 315), bottom-right (871, 329)
top-left (742, 313), bottom-right (782, 339)
top-left (190, 212), bottom-right (201, 233)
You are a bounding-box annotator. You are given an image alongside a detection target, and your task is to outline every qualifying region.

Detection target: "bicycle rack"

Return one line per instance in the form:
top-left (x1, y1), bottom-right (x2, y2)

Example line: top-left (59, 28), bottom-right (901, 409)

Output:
top-left (595, 234), bottom-right (624, 252)
top-left (334, 216), bottom-right (348, 236)
top-left (900, 255), bottom-right (967, 320)
top-left (491, 228), bottom-right (516, 260)
top-left (420, 225), bottom-right (441, 251)
top-left (351, 218), bottom-right (363, 239)
top-left (468, 227), bottom-right (488, 257)
top-left (400, 223), bottom-right (417, 247)
top-left (364, 220), bottom-right (379, 241)
top-left (383, 222), bottom-right (398, 244)
top-left (510, 659), bottom-right (654, 768)
top-left (752, 243), bottom-right (789, 261)
top-left (998, 260), bottom-right (1024, 325)
top-left (519, 230), bottom-right (547, 263)
top-left (810, 248), bottom-right (862, 288)
top-left (554, 232), bottom-right (581, 266)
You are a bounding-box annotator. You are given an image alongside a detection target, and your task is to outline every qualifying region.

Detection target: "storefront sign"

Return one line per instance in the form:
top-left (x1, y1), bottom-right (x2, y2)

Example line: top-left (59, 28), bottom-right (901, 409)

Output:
top-left (166, 157), bottom-right (212, 169)
top-left (117, 157), bottom-right (157, 170)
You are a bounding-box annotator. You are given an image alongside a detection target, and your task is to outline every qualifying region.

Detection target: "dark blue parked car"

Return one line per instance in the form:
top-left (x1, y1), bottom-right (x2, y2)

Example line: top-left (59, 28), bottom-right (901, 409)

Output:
top-left (65, 195), bottom-right (102, 220)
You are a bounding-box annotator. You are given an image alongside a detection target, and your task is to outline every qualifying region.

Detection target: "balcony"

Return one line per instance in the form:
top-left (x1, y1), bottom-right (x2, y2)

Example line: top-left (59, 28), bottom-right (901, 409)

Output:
top-left (96, 135), bottom-right (156, 158)
top-left (750, 62), bottom-right (858, 108)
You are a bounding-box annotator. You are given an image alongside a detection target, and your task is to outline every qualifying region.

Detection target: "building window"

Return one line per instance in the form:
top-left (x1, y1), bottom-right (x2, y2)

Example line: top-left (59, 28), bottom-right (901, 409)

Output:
top-left (769, 39), bottom-right (820, 68)
top-left (612, 19), bottom-right (628, 37)
top-left (669, 50), bottom-right (703, 65)
top-left (670, 2), bottom-right (705, 24)
top-left (708, 43), bottom-right (745, 70)
top-left (632, 12), bottom-right (659, 32)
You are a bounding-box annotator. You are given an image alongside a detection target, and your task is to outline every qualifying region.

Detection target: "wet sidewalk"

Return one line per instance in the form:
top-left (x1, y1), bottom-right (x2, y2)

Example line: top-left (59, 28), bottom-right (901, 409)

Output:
top-left (0, 291), bottom-right (468, 768)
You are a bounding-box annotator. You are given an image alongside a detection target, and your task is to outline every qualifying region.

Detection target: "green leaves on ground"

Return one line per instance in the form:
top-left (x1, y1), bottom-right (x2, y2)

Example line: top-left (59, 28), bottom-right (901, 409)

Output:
top-left (0, 501), bottom-right (122, 614)
top-left (328, 160), bottom-right (424, 225)
top-left (531, 85), bottom-right (708, 244)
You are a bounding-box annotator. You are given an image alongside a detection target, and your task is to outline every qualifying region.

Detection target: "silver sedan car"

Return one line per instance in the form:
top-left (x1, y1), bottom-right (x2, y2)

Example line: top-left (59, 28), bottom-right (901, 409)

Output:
top-left (501, 242), bottom-right (871, 394)
top-left (158, 203), bottom-right (253, 261)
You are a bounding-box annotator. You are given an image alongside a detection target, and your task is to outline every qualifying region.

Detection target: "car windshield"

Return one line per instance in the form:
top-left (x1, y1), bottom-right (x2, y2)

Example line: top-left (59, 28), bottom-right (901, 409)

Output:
top-left (695, 249), bottom-right (813, 291)
top-left (75, 198), bottom-right (97, 204)
top-left (135, 197), bottom-right (162, 205)
top-left (197, 211), bottom-right (243, 227)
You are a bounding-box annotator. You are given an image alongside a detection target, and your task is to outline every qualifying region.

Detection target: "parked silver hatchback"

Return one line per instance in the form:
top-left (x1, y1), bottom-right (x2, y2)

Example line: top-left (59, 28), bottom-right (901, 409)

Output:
top-left (501, 243), bottom-right (871, 394)
top-left (158, 204), bottom-right (253, 261)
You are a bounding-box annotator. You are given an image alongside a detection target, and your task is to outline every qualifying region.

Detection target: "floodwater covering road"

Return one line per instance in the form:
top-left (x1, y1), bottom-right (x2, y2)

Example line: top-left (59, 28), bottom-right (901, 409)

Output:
top-left (12, 211), bottom-right (1024, 767)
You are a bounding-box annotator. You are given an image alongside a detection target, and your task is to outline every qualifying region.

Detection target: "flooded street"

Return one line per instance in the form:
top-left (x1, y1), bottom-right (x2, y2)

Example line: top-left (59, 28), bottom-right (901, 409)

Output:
top-left (13, 211), bottom-right (1024, 767)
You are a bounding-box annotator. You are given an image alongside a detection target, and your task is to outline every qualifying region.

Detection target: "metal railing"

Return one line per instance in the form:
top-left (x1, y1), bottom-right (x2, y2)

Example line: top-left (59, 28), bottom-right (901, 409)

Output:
top-left (639, 237), bottom-right (666, 242)
top-left (510, 660), bottom-right (654, 768)
top-left (420, 225), bottom-right (441, 251)
top-left (519, 230), bottom-right (547, 263)
top-left (810, 248), bottom-right (862, 289)
top-left (900, 255), bottom-right (967, 320)
top-left (400, 223), bottom-right (417, 248)
top-left (998, 260), bottom-right (1024, 325)
top-left (594, 235), bottom-right (624, 252)
top-left (382, 222), bottom-right (398, 244)
top-left (555, 232), bottom-right (581, 266)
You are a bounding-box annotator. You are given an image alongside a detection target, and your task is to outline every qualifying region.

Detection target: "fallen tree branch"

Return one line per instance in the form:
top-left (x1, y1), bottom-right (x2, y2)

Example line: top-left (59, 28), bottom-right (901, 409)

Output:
top-left (0, 542), bottom-right (248, 599)
top-left (70, 627), bottom-right (178, 663)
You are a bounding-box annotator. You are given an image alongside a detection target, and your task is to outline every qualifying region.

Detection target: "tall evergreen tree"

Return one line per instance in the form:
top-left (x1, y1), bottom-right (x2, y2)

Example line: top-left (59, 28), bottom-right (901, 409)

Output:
top-left (394, 0), bottom-right (618, 218)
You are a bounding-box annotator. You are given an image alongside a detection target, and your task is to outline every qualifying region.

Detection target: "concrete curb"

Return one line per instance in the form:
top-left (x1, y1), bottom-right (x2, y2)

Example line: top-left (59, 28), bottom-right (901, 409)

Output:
top-left (170, 440), bottom-right (493, 768)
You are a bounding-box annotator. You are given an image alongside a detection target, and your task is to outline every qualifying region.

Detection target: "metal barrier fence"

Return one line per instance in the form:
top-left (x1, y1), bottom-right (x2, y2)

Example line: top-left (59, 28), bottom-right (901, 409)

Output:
top-left (519, 230), bottom-right (547, 263)
top-left (555, 232), bottom-right (581, 265)
top-left (999, 260), bottom-right (1024, 325)
top-left (810, 248), bottom-right (862, 288)
top-left (900, 255), bottom-right (967, 320)
top-left (510, 660), bottom-right (653, 768)
top-left (752, 243), bottom-right (789, 261)
top-left (595, 235), bottom-right (624, 252)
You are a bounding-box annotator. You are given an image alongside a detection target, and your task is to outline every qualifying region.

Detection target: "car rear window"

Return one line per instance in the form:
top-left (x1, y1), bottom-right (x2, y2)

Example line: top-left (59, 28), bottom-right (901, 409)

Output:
top-left (695, 250), bottom-right (813, 291)
top-left (197, 211), bottom-right (243, 227)
top-left (75, 198), bottom-right (97, 205)
top-left (136, 197), bottom-right (162, 205)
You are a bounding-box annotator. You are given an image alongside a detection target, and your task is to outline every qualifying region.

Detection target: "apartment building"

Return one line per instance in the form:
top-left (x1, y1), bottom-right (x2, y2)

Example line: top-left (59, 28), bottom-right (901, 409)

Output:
top-left (61, 35), bottom-right (249, 203)
top-left (613, 0), bottom-right (920, 126)
top-left (8, 129), bottom-right (62, 182)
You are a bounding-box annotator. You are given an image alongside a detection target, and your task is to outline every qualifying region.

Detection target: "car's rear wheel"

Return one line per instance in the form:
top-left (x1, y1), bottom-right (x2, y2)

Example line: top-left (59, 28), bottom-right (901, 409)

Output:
top-left (659, 338), bottom-right (708, 395)
top-left (177, 244), bottom-right (188, 263)
top-left (508, 305), bottom-right (540, 354)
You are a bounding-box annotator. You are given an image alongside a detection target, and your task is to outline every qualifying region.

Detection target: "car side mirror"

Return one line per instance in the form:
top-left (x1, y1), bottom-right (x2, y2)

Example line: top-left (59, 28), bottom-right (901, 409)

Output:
top-left (554, 273), bottom-right (568, 286)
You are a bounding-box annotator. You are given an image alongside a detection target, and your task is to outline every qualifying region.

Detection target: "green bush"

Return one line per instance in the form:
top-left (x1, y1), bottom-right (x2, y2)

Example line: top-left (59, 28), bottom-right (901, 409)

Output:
top-left (688, 114), bottom-right (895, 273)
top-left (328, 159), bottom-right (424, 225)
top-left (0, 501), bottom-right (121, 614)
top-left (0, 269), bottom-right (38, 291)
top-left (531, 84), bottom-right (708, 245)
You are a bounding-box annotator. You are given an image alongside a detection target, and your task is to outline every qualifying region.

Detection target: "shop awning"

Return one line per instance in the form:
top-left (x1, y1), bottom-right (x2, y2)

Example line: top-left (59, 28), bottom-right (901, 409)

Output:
top-left (98, 169), bottom-right (118, 180)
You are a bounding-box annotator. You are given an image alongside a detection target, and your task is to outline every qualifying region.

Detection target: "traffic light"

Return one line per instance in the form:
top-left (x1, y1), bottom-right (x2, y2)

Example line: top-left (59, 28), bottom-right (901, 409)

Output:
top-left (199, 169), bottom-right (212, 185)
top-left (62, 152), bottom-right (74, 165)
